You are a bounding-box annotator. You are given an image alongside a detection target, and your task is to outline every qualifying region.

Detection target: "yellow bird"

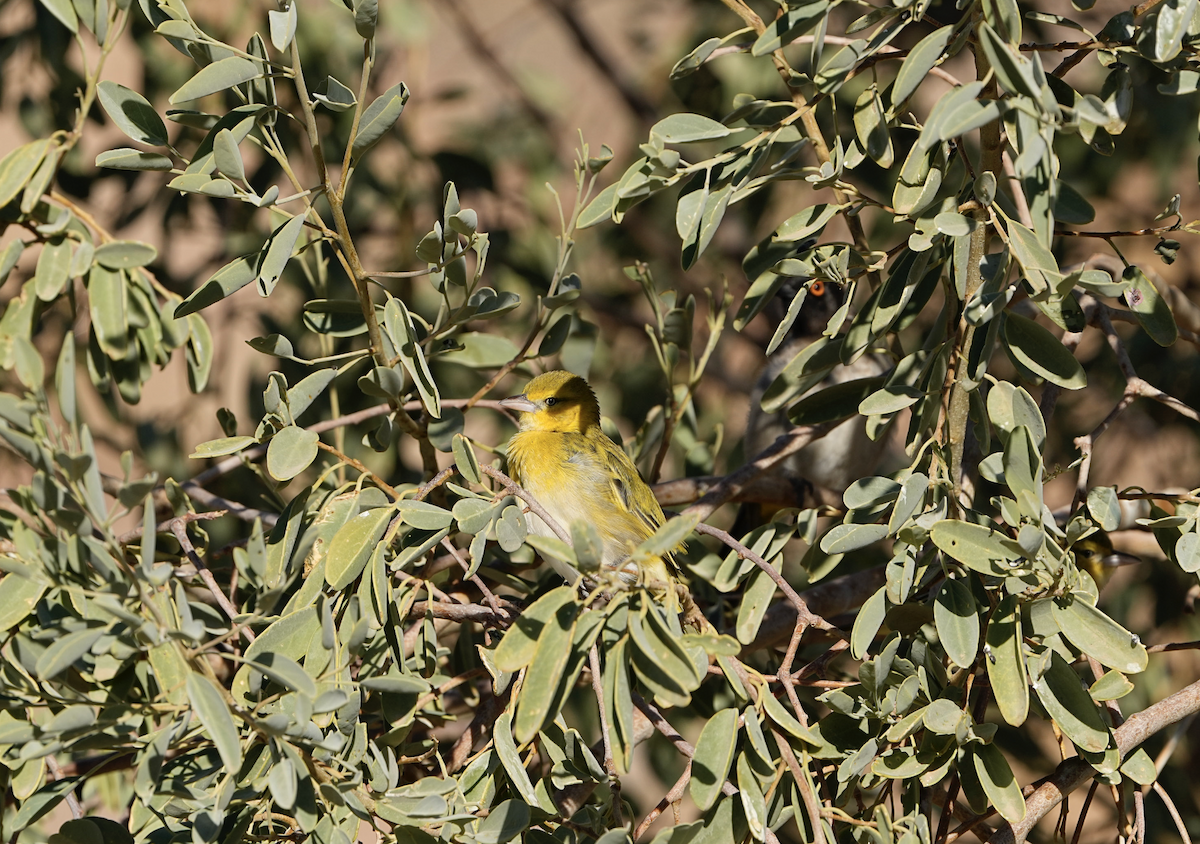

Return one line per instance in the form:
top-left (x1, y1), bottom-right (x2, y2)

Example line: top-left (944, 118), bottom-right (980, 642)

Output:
top-left (500, 371), bottom-right (678, 588)
top-left (1073, 532), bottom-right (1140, 588)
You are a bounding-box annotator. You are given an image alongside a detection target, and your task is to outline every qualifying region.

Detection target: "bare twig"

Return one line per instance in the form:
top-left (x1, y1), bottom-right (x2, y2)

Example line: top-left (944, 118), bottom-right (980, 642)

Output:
top-left (693, 521), bottom-right (837, 632)
top-left (169, 520), bottom-right (255, 643)
top-left (987, 673), bottom-right (1200, 842)
top-left (680, 422), bottom-right (836, 522)
top-left (478, 464), bottom-right (571, 544)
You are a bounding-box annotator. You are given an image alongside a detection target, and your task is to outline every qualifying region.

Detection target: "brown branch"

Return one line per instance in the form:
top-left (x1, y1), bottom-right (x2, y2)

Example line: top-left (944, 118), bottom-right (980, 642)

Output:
top-left (115, 510), bottom-right (227, 544)
top-left (169, 520), bottom-right (255, 643)
top-left (1055, 224), bottom-right (1178, 239)
top-left (478, 464), bottom-right (572, 545)
top-left (747, 564), bottom-right (887, 654)
top-left (680, 422), bottom-right (837, 522)
top-left (988, 674), bottom-right (1200, 842)
top-left (693, 522), bottom-right (837, 632)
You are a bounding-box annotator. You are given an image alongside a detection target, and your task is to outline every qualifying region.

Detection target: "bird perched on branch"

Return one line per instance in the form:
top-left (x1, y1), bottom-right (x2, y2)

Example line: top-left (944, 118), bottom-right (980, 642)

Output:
top-left (500, 371), bottom-right (679, 588)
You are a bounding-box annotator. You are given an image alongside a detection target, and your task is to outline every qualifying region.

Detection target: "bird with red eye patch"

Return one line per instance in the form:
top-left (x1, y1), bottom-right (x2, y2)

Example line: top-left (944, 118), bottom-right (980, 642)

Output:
top-left (736, 275), bottom-right (893, 533)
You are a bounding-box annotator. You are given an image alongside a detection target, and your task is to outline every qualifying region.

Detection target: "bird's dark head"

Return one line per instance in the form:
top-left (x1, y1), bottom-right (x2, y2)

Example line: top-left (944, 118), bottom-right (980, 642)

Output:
top-left (769, 276), bottom-right (844, 342)
top-left (500, 370), bottom-right (601, 433)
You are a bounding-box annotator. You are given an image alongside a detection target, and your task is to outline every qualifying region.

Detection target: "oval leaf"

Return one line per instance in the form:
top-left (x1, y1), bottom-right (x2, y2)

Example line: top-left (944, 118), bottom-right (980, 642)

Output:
top-left (1001, 312), bottom-right (1086, 390)
top-left (266, 426), bottom-right (320, 481)
top-left (325, 508), bottom-right (393, 590)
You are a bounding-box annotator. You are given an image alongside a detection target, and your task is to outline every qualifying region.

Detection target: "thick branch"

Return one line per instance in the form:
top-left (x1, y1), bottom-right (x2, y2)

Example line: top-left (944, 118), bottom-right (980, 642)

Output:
top-left (988, 675), bottom-right (1200, 842)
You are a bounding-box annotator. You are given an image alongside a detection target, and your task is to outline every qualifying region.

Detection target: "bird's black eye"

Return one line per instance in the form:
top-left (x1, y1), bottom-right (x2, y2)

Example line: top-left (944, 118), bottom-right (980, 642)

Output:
top-left (545, 397), bottom-right (558, 407)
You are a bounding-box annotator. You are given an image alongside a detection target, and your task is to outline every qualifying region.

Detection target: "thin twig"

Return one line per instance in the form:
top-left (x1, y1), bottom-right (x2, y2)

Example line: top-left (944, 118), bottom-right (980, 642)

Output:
top-left (478, 464), bottom-right (572, 544)
top-left (169, 521), bottom-right (255, 643)
top-left (693, 522), bottom-right (836, 632)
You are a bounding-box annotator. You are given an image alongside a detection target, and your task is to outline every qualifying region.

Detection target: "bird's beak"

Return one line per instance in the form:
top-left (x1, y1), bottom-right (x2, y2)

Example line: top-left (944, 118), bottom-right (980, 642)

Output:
top-left (499, 394), bottom-right (538, 414)
top-left (1101, 551), bottom-right (1141, 569)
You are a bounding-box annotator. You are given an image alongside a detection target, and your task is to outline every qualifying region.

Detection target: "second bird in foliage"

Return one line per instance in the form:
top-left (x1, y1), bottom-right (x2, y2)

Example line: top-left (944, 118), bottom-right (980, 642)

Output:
top-left (501, 370), bottom-right (678, 588)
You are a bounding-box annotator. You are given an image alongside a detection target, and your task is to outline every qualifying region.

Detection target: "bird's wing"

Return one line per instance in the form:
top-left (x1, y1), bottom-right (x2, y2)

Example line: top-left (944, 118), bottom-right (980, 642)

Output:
top-left (598, 440), bottom-right (662, 538)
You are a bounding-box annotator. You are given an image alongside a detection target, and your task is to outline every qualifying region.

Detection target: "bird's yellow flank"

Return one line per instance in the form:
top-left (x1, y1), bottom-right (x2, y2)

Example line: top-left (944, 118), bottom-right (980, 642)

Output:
top-left (501, 371), bottom-right (676, 586)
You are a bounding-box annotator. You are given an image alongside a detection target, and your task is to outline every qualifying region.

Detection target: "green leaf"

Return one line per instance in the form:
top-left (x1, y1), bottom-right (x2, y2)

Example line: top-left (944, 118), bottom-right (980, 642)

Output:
top-left (268, 3), bottom-right (298, 51)
top-left (1086, 486), bottom-right (1121, 532)
top-left (1120, 747), bottom-right (1158, 785)
top-left (893, 26), bottom-right (953, 106)
top-left (353, 0), bottom-right (378, 38)
top-left (759, 689), bottom-right (819, 744)
top-left (175, 255), bottom-right (256, 317)
top-left (851, 586), bottom-right (886, 659)
top-left (986, 381), bottom-right (1046, 449)
top-left (475, 800), bottom-right (530, 844)
top-left (93, 241), bottom-right (158, 270)
top-left (189, 435), bottom-right (256, 459)
top-left (170, 57), bottom-right (262, 104)
top-left (493, 711), bottom-right (538, 802)
top-left (774, 203), bottom-right (844, 243)
top-left (986, 595), bottom-right (1029, 726)
top-left (231, 608), bottom-right (321, 702)
top-left (1001, 312), bottom-right (1086, 389)
top-left (286, 368), bottom-right (338, 420)
top-left (325, 507), bottom-right (392, 590)
top-left (930, 520), bottom-right (1022, 576)
top-left (266, 426), bottom-right (320, 481)
top-left (1090, 669), bottom-right (1134, 701)
top-left (494, 586), bottom-right (577, 672)
top-left (978, 23), bottom-right (1041, 101)
top-left (385, 298), bottom-right (442, 418)
top-left (820, 523), bottom-right (889, 554)
top-left (33, 625), bottom-right (102, 679)
top-left (38, 0), bottom-right (78, 31)
top-left (972, 743), bottom-right (1026, 823)
top-left (513, 599), bottom-right (579, 743)
top-left (1052, 595), bottom-right (1148, 674)
top-left (35, 239), bottom-right (71, 302)
top-left (87, 265), bottom-right (128, 359)
top-left (682, 183), bottom-right (732, 269)
top-left (0, 141), bottom-right (50, 209)
top-left (787, 376), bottom-right (888, 426)
top-left (213, 128), bottom-right (245, 182)
top-left (736, 753), bottom-right (767, 842)
top-left (934, 578), bottom-right (979, 669)
top-left (735, 556), bottom-right (778, 645)
top-left (186, 672), bottom-right (243, 774)
top-left (245, 652), bottom-right (318, 699)
top-left (632, 512), bottom-right (697, 562)
top-left (1149, 0), bottom-right (1194, 63)
top-left (97, 81), bottom-right (168, 146)
top-left (651, 113), bottom-right (732, 144)
top-left (0, 571), bottom-right (47, 633)
top-left (186, 313), bottom-right (214, 393)
top-left (257, 214), bottom-right (307, 297)
top-left (452, 434), bottom-right (481, 485)
top-left (397, 500), bottom-right (453, 530)
top-left (1122, 266), bottom-right (1177, 346)
top-left (1031, 651), bottom-right (1111, 753)
top-left (751, 4), bottom-right (828, 55)
top-left (351, 82), bottom-right (410, 160)
top-left (1006, 219), bottom-right (1060, 296)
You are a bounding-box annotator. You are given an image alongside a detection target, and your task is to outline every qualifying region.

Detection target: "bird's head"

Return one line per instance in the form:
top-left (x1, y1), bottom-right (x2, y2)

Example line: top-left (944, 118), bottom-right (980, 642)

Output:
top-left (500, 370), bottom-right (602, 433)
top-left (1072, 532), bottom-right (1140, 587)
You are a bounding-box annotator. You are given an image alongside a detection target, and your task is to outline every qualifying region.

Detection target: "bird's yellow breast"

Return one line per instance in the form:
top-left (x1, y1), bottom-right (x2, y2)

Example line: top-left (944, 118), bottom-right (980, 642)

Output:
top-left (506, 430), bottom-right (661, 569)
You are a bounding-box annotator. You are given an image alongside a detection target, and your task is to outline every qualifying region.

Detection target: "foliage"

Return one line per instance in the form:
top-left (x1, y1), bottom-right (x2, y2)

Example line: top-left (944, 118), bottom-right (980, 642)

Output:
top-left (2, 1), bottom-right (1200, 844)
